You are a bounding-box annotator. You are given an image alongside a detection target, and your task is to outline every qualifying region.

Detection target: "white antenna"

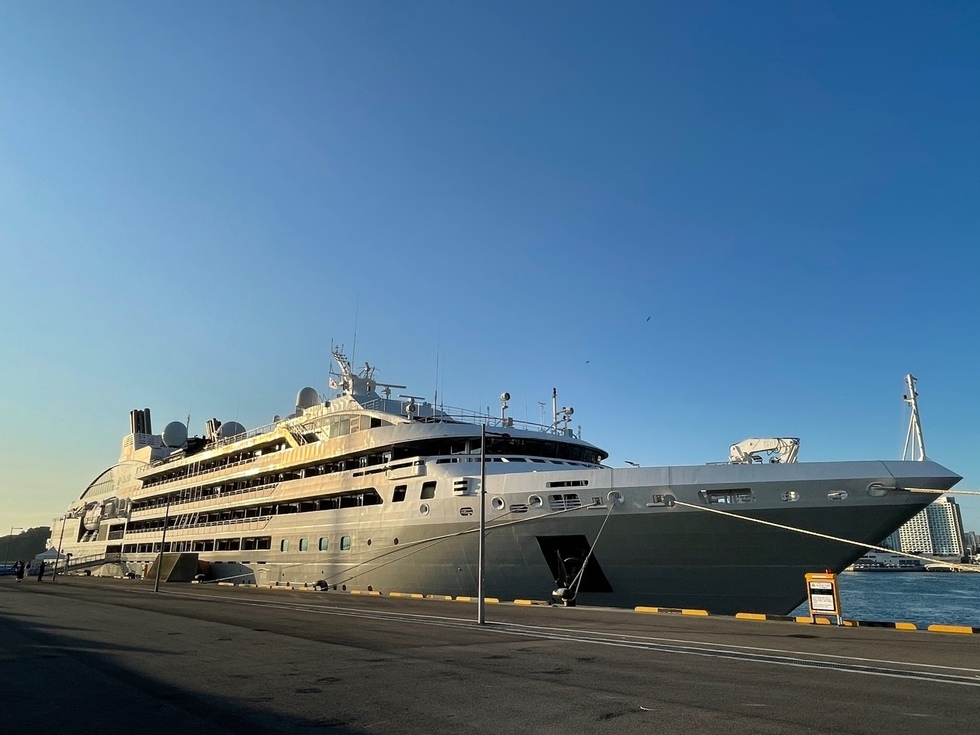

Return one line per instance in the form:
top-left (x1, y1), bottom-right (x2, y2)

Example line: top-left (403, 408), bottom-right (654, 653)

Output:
top-left (351, 295), bottom-right (359, 366)
top-left (902, 374), bottom-right (927, 461)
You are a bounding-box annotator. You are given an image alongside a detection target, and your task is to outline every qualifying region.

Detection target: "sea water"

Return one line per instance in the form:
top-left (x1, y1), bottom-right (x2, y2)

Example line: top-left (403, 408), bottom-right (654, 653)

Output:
top-left (791, 571), bottom-right (980, 627)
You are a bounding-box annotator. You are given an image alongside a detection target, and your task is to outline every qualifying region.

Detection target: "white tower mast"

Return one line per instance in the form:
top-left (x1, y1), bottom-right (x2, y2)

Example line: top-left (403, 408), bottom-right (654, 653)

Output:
top-left (902, 374), bottom-right (927, 461)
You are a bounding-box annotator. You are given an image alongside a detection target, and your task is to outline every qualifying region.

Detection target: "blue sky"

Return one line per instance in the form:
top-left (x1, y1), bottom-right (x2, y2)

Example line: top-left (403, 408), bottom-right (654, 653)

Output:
top-left (2, 2), bottom-right (978, 536)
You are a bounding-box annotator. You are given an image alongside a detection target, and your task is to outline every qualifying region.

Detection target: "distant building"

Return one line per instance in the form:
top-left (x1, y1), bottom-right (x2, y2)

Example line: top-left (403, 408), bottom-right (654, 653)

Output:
top-left (884, 495), bottom-right (965, 558)
top-left (963, 530), bottom-right (978, 557)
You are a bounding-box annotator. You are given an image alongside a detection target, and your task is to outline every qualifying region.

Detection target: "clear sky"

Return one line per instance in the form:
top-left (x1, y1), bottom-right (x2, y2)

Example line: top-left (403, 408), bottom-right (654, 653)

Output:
top-left (2, 2), bottom-right (978, 538)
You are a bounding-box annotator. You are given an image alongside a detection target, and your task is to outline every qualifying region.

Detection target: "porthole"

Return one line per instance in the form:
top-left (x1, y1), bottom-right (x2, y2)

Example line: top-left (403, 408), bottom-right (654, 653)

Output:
top-left (529, 495), bottom-right (543, 508)
top-left (393, 538), bottom-right (399, 545)
top-left (491, 497), bottom-right (505, 511)
top-left (781, 491), bottom-right (799, 502)
top-left (420, 503), bottom-right (429, 516)
top-left (366, 539), bottom-right (372, 546)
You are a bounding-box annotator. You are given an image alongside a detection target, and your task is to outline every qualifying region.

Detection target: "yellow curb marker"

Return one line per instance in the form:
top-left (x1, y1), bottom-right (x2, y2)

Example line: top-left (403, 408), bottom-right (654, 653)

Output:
top-left (927, 624), bottom-right (974, 635)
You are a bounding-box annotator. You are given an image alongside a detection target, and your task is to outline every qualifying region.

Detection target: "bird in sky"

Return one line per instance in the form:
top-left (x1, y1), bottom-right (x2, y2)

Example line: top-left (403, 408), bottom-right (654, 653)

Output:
top-left (646, 316), bottom-right (650, 322)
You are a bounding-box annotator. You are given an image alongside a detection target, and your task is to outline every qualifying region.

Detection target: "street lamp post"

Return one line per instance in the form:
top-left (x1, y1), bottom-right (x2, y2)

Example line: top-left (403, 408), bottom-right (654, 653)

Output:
top-left (51, 516), bottom-right (67, 582)
top-left (478, 423), bottom-right (510, 626)
top-left (478, 424), bottom-right (487, 624)
top-left (153, 495), bottom-right (172, 593)
top-left (4, 527), bottom-right (23, 568)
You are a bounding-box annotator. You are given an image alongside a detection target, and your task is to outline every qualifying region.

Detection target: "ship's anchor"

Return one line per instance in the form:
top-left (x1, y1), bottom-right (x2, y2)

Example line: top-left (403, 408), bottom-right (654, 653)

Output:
top-left (551, 554), bottom-right (581, 607)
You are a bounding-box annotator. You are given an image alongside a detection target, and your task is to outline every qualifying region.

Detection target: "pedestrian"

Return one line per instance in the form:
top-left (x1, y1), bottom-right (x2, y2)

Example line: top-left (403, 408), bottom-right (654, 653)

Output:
top-left (14, 560), bottom-right (25, 582)
top-left (37, 560), bottom-right (46, 581)
top-left (141, 561), bottom-right (149, 579)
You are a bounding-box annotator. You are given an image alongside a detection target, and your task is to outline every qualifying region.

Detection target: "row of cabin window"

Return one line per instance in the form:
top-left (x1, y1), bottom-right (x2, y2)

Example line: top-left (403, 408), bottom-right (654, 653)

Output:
top-left (280, 536), bottom-right (351, 552)
top-left (134, 454), bottom-right (423, 512)
top-left (126, 480), bottom-right (437, 535)
top-left (120, 535), bottom-right (354, 554)
top-left (143, 442), bottom-right (289, 487)
top-left (125, 489), bottom-right (385, 533)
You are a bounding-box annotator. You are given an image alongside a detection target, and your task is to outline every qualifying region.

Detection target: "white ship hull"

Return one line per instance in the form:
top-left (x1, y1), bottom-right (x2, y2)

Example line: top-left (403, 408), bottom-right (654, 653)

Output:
top-left (49, 354), bottom-right (960, 615)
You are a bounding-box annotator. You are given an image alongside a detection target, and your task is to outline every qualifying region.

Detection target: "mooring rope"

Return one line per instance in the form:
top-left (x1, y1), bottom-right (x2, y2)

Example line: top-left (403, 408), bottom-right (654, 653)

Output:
top-left (568, 500), bottom-right (616, 600)
top-left (906, 487), bottom-right (980, 497)
top-left (199, 487), bottom-right (979, 586)
top-left (670, 498), bottom-right (976, 572)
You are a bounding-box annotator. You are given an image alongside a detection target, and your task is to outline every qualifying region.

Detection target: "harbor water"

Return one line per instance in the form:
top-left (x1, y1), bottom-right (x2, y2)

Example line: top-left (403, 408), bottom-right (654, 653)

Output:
top-left (791, 570), bottom-right (980, 628)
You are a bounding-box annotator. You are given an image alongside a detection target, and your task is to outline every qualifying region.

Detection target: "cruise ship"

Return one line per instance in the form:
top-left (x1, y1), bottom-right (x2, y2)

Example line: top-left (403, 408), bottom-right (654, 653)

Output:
top-left (50, 351), bottom-right (961, 615)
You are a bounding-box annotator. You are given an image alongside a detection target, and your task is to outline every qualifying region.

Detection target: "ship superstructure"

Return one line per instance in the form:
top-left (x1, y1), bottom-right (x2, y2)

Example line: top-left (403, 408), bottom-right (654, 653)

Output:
top-left (51, 352), bottom-right (961, 615)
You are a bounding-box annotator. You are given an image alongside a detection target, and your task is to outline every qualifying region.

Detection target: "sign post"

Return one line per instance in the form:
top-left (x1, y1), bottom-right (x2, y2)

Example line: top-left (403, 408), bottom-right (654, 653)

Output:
top-left (804, 572), bottom-right (842, 626)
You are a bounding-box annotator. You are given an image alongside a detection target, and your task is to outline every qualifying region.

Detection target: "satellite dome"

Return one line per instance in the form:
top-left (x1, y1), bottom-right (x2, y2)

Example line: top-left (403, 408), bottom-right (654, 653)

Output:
top-left (161, 421), bottom-right (188, 448)
top-left (218, 421), bottom-right (246, 439)
top-left (296, 387), bottom-right (319, 409)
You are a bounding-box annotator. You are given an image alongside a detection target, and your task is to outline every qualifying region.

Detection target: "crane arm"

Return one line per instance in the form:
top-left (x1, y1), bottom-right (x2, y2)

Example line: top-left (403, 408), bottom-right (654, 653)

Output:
top-left (729, 437), bottom-right (800, 464)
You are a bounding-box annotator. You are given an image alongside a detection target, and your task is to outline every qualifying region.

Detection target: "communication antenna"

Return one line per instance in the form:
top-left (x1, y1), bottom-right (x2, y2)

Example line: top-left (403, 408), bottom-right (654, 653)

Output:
top-left (351, 295), bottom-right (360, 366)
top-left (902, 374), bottom-right (927, 461)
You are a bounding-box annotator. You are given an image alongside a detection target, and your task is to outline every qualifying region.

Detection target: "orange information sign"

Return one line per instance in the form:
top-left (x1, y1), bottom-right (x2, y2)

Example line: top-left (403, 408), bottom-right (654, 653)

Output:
top-left (804, 572), bottom-right (842, 622)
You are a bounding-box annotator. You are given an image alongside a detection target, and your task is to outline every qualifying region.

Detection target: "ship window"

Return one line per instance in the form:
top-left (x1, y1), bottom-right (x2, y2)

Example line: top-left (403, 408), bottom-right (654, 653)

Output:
top-left (340, 536), bottom-right (351, 551)
top-left (699, 489), bottom-right (754, 504)
top-left (421, 481), bottom-right (437, 500)
top-left (319, 537), bottom-right (329, 551)
top-left (299, 538), bottom-right (309, 552)
top-left (280, 539), bottom-right (289, 552)
top-left (547, 480), bottom-right (589, 488)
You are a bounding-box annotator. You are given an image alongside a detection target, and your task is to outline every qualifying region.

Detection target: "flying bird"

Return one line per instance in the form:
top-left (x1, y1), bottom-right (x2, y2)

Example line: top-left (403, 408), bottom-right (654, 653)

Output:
top-left (646, 316), bottom-right (651, 322)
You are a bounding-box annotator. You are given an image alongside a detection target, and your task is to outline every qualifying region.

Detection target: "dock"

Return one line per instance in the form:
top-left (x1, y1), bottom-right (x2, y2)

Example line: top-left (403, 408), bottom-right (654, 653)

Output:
top-left (1, 576), bottom-right (978, 734)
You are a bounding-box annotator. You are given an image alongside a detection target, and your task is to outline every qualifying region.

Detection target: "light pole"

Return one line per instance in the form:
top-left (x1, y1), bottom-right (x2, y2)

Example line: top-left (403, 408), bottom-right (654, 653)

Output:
top-left (4, 527), bottom-right (23, 568)
top-left (478, 424), bottom-right (509, 625)
top-left (153, 495), bottom-right (172, 593)
top-left (51, 517), bottom-right (67, 582)
top-left (478, 424), bottom-right (487, 624)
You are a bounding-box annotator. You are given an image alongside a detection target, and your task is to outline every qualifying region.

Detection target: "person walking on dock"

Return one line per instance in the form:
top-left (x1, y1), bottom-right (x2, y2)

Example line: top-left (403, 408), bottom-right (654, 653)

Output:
top-left (14, 560), bottom-right (25, 582)
top-left (36, 560), bottom-right (45, 581)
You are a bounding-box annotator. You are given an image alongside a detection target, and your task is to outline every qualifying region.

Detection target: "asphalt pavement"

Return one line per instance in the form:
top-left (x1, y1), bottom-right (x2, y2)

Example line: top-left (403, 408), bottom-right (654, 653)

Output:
top-left (1, 576), bottom-right (978, 734)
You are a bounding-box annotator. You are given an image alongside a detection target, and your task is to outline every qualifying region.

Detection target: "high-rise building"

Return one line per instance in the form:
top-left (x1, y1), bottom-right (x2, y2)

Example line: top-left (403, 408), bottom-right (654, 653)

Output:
top-left (886, 496), bottom-right (965, 558)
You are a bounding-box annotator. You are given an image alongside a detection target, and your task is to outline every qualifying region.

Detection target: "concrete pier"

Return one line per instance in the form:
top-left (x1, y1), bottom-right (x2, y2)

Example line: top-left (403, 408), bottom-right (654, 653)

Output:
top-left (1, 577), bottom-right (978, 734)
